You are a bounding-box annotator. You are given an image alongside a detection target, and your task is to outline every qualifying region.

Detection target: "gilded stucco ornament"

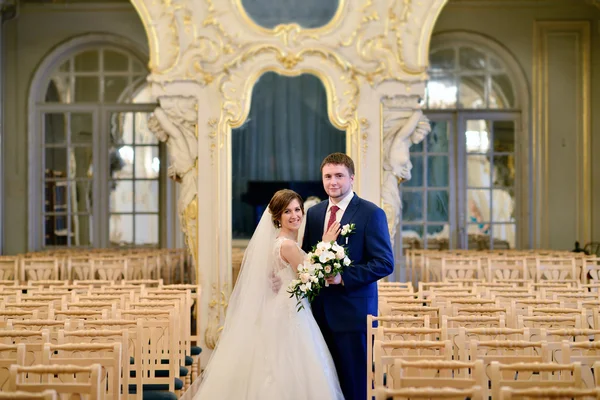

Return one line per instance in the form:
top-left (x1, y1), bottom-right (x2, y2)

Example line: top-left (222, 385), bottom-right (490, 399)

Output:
top-left (129, 0), bottom-right (449, 361)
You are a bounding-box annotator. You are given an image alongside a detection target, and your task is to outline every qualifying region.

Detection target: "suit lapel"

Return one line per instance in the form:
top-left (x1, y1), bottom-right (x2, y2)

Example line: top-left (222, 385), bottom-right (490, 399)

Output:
top-left (316, 201), bottom-right (328, 239)
top-left (338, 195), bottom-right (360, 245)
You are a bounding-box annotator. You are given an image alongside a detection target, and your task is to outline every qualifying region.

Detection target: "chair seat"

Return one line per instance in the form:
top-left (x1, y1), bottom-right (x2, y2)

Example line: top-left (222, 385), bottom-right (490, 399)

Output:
top-left (131, 366), bottom-right (188, 378)
top-left (190, 345), bottom-right (202, 356)
top-left (128, 377), bottom-right (184, 393)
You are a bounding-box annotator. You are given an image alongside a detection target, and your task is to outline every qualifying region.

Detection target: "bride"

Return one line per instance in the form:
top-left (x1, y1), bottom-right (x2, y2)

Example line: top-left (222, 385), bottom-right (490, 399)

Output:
top-left (194, 189), bottom-right (344, 400)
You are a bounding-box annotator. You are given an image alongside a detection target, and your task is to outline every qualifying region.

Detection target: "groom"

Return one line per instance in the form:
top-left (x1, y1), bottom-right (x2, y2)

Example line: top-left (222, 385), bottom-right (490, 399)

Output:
top-left (302, 153), bottom-right (394, 400)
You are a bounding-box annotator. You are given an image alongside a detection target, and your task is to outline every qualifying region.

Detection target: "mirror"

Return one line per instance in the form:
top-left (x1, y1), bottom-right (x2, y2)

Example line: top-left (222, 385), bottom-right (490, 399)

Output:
top-left (240, 0), bottom-right (339, 29)
top-left (231, 72), bottom-right (345, 284)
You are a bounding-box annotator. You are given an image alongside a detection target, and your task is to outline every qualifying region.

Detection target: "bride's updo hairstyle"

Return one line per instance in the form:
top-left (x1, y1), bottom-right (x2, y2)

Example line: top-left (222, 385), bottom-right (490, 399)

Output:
top-left (267, 189), bottom-right (304, 228)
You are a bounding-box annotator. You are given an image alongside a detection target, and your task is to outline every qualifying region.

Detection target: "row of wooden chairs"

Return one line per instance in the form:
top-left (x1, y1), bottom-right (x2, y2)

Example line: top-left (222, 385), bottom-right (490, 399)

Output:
top-left (0, 248), bottom-right (192, 284)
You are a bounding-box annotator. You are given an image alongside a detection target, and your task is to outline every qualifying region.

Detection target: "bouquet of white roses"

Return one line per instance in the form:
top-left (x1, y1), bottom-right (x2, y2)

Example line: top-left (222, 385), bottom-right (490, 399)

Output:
top-left (287, 259), bottom-right (325, 311)
top-left (287, 224), bottom-right (355, 311)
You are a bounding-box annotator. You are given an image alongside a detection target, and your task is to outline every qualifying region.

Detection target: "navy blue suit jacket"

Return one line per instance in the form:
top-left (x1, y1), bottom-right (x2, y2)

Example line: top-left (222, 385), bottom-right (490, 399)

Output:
top-left (302, 194), bottom-right (394, 332)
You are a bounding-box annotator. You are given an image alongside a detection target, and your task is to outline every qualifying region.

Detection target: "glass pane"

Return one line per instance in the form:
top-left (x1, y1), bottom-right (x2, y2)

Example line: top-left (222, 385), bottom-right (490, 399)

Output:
top-left (490, 56), bottom-right (503, 71)
top-left (467, 154), bottom-right (491, 188)
top-left (74, 50), bottom-right (99, 72)
top-left (426, 77), bottom-right (457, 109)
top-left (72, 180), bottom-right (93, 213)
top-left (459, 76), bottom-right (486, 108)
top-left (132, 59), bottom-right (145, 73)
top-left (493, 155), bottom-right (515, 187)
top-left (491, 74), bottom-right (515, 109)
top-left (491, 189), bottom-right (515, 223)
top-left (69, 147), bottom-right (93, 179)
top-left (135, 181), bottom-right (159, 212)
top-left (71, 214), bottom-right (92, 246)
top-left (465, 119), bottom-right (490, 153)
top-left (74, 77), bottom-right (99, 102)
top-left (427, 156), bottom-right (449, 187)
top-left (468, 189), bottom-right (491, 226)
top-left (427, 120), bottom-right (449, 153)
top-left (401, 225), bottom-right (424, 249)
top-left (134, 146), bottom-right (159, 179)
top-left (134, 113), bottom-right (158, 144)
top-left (427, 191), bottom-right (449, 222)
top-left (111, 112), bottom-right (133, 144)
top-left (45, 148), bottom-right (68, 175)
top-left (44, 113), bottom-right (66, 145)
top-left (135, 215), bottom-right (159, 245)
top-left (404, 155), bottom-right (423, 187)
top-left (410, 138), bottom-right (424, 153)
top-left (459, 47), bottom-right (486, 70)
top-left (45, 181), bottom-right (68, 213)
top-left (110, 180), bottom-right (133, 212)
top-left (45, 214), bottom-right (69, 246)
top-left (241, 0), bottom-right (339, 29)
top-left (110, 214), bottom-right (133, 245)
top-left (492, 224), bottom-right (516, 249)
top-left (401, 191), bottom-right (423, 222)
top-left (45, 77), bottom-right (71, 103)
top-left (71, 113), bottom-right (93, 144)
top-left (103, 50), bottom-right (129, 72)
top-left (112, 146), bottom-right (134, 179)
top-left (493, 120), bottom-right (515, 153)
top-left (426, 225), bottom-right (448, 250)
top-left (104, 76), bottom-right (130, 102)
top-left (429, 48), bottom-right (455, 72)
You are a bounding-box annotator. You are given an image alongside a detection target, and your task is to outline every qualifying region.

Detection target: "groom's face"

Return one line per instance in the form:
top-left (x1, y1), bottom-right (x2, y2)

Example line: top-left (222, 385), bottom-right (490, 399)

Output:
top-left (322, 164), bottom-right (354, 200)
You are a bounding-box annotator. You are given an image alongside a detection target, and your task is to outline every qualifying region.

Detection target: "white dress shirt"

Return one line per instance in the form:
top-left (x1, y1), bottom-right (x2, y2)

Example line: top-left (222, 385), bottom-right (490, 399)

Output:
top-left (323, 191), bottom-right (354, 233)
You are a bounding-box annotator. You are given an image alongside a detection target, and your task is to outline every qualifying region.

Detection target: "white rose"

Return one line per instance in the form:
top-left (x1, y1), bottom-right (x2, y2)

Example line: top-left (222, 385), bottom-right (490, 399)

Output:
top-left (314, 248), bottom-right (323, 256)
top-left (307, 252), bottom-right (314, 259)
top-left (334, 262), bottom-right (341, 269)
top-left (324, 265), bottom-right (332, 274)
top-left (306, 282), bottom-right (312, 291)
top-left (336, 250), bottom-right (345, 260)
top-left (300, 284), bottom-right (307, 293)
top-left (311, 276), bottom-right (318, 283)
top-left (318, 272), bottom-right (324, 278)
top-left (313, 263), bottom-right (323, 271)
top-left (331, 243), bottom-right (342, 252)
top-left (317, 242), bottom-right (329, 251)
top-left (325, 242), bottom-right (332, 250)
top-left (341, 225), bottom-right (350, 235)
top-left (300, 273), bottom-right (310, 283)
top-left (319, 251), bottom-right (335, 263)
top-left (343, 257), bottom-right (351, 266)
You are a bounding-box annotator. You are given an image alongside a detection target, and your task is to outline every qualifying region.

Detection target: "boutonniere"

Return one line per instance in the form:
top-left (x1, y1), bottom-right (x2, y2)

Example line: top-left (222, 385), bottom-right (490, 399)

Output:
top-left (340, 223), bottom-right (356, 245)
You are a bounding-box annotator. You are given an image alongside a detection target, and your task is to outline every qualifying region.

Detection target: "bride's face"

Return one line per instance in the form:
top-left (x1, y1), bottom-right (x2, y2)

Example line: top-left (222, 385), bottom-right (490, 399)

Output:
top-left (280, 199), bottom-right (303, 232)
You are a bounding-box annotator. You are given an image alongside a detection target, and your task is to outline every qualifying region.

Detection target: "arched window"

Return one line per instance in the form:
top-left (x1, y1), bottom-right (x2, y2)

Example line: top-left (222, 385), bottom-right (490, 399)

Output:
top-left (401, 33), bottom-right (529, 251)
top-left (29, 35), bottom-right (164, 249)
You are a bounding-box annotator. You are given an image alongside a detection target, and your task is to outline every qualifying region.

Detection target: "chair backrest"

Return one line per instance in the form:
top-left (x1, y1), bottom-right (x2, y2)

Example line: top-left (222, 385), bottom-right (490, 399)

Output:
top-left (9, 364), bottom-right (102, 400)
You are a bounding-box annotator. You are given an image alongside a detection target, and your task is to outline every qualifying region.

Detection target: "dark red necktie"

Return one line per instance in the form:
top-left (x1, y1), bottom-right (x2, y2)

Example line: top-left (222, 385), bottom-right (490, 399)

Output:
top-left (327, 205), bottom-right (340, 231)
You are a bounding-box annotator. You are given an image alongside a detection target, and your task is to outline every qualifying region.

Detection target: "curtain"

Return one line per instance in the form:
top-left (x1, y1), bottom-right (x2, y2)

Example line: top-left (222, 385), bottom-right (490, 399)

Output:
top-left (232, 72), bottom-right (345, 239)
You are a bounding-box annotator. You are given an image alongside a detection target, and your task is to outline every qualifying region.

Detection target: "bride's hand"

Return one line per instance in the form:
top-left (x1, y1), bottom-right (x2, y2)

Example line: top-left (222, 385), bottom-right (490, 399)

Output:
top-left (322, 221), bottom-right (341, 242)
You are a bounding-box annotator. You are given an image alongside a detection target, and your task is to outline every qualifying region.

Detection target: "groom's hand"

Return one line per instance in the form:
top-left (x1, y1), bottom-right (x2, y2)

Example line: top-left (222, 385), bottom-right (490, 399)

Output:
top-left (270, 272), bottom-right (282, 293)
top-left (325, 273), bottom-right (343, 285)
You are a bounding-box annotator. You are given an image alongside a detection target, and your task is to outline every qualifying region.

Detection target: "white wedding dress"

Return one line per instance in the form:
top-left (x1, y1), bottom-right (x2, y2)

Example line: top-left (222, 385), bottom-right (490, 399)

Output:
top-left (194, 235), bottom-right (344, 400)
